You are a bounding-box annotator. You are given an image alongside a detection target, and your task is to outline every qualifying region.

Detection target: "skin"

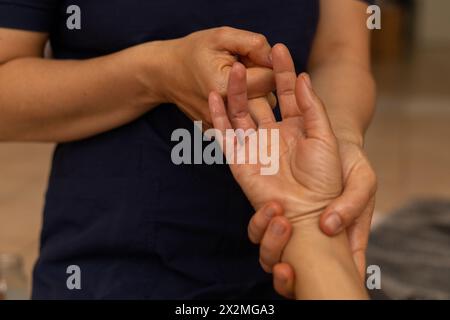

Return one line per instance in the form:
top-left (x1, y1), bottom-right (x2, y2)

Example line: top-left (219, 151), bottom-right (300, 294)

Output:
top-left (0, 27), bottom-right (274, 141)
top-left (248, 0), bottom-right (377, 297)
top-left (0, 0), bottom-right (375, 297)
top-left (208, 44), bottom-right (368, 299)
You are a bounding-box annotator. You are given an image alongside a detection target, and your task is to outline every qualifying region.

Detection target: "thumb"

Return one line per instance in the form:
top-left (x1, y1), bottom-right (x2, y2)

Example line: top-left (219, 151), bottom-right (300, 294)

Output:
top-left (217, 27), bottom-right (272, 68)
top-left (295, 73), bottom-right (333, 140)
top-left (319, 163), bottom-right (377, 235)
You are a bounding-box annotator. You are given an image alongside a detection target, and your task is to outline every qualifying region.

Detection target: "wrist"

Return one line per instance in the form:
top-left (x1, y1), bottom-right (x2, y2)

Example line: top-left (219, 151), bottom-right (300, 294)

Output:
top-left (334, 127), bottom-right (364, 147)
top-left (282, 215), bottom-right (368, 299)
top-left (132, 40), bottom-right (178, 105)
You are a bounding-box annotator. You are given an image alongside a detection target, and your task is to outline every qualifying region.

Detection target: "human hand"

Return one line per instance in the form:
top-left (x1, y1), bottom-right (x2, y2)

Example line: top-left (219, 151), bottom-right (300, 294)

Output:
top-left (248, 123), bottom-right (377, 299)
top-left (243, 46), bottom-right (376, 296)
top-left (208, 43), bottom-right (342, 226)
top-left (320, 139), bottom-right (377, 277)
top-left (159, 27), bottom-right (276, 128)
top-left (248, 203), bottom-right (295, 299)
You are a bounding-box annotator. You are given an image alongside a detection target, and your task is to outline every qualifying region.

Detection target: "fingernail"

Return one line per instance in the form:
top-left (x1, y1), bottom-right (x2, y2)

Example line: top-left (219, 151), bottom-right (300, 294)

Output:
top-left (302, 73), bottom-right (312, 89)
top-left (271, 221), bottom-right (286, 236)
top-left (264, 207), bottom-right (276, 219)
top-left (324, 213), bottom-right (343, 234)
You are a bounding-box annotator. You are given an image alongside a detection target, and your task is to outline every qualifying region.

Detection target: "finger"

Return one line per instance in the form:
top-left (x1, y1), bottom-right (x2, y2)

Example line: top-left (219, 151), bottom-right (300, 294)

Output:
top-left (273, 263), bottom-right (296, 299)
top-left (248, 202), bottom-right (284, 244)
top-left (272, 43), bottom-right (301, 119)
top-left (247, 67), bottom-right (275, 99)
top-left (208, 91), bottom-right (232, 136)
top-left (248, 97), bottom-right (276, 126)
top-left (227, 62), bottom-right (257, 131)
top-left (259, 216), bottom-right (292, 273)
top-left (320, 163), bottom-right (377, 235)
top-left (217, 27), bottom-right (272, 68)
top-left (347, 196), bottom-right (375, 280)
top-left (267, 92), bottom-right (277, 109)
top-left (295, 73), bottom-right (333, 139)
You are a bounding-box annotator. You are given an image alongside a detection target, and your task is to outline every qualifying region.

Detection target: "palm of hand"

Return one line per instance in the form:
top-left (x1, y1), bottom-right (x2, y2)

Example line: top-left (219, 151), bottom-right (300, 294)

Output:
top-left (228, 115), bottom-right (342, 223)
top-left (209, 44), bottom-right (343, 225)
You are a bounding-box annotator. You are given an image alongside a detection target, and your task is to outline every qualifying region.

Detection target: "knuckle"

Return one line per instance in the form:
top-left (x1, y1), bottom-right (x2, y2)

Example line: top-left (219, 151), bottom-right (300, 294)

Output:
top-left (251, 33), bottom-right (268, 48)
top-left (258, 116), bottom-right (276, 127)
top-left (209, 73), bottom-right (228, 94)
top-left (335, 204), bottom-right (359, 223)
top-left (215, 26), bottom-right (232, 38)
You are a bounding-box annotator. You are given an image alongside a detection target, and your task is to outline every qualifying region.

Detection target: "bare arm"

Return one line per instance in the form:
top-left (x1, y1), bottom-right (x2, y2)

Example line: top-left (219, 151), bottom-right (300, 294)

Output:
top-left (310, 0), bottom-right (378, 278)
top-left (0, 27), bottom-right (274, 142)
top-left (0, 29), bottom-right (166, 142)
top-left (283, 219), bottom-right (368, 299)
top-left (309, 0), bottom-right (376, 145)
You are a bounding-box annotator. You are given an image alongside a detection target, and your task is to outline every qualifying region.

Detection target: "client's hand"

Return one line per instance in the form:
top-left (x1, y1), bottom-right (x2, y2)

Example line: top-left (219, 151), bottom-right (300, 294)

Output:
top-left (208, 43), bottom-right (342, 226)
top-left (209, 44), bottom-right (368, 300)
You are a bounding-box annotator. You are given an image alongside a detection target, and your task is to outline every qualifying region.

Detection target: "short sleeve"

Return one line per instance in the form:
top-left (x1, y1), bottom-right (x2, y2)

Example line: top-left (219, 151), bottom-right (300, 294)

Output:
top-left (0, 0), bottom-right (59, 32)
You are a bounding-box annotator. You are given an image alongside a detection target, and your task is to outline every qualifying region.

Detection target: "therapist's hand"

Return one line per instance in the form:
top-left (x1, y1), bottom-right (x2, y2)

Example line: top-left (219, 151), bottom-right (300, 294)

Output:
top-left (320, 140), bottom-right (377, 277)
top-left (160, 27), bottom-right (275, 128)
top-left (249, 136), bottom-right (377, 299)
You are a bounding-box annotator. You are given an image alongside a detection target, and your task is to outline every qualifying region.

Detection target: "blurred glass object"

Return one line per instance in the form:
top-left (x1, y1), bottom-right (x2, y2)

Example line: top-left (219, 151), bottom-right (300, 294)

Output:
top-left (0, 254), bottom-right (28, 300)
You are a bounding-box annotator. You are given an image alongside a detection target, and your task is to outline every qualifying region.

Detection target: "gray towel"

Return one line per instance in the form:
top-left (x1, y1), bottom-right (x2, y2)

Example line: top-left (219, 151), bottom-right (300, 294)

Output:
top-left (367, 199), bottom-right (450, 299)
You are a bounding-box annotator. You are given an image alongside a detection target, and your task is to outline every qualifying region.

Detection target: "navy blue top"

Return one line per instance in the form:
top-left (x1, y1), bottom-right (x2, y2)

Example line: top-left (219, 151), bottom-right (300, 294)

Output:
top-left (0, 0), bottom-right (369, 299)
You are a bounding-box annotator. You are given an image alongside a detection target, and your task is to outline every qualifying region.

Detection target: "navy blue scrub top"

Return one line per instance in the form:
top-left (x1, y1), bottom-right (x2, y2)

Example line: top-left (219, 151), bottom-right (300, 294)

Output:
top-left (0, 0), bottom-right (369, 299)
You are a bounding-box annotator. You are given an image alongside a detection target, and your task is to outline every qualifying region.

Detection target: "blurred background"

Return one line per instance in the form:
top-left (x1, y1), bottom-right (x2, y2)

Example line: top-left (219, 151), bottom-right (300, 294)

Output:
top-left (0, 0), bottom-right (449, 298)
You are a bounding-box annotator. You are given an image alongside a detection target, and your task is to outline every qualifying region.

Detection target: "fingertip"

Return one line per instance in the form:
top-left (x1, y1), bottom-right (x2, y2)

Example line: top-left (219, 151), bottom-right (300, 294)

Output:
top-left (271, 43), bottom-right (292, 69)
top-left (208, 90), bottom-right (220, 103)
top-left (272, 43), bottom-right (288, 56)
top-left (301, 73), bottom-right (312, 89)
top-left (296, 73), bottom-right (310, 96)
top-left (270, 216), bottom-right (291, 238)
top-left (320, 211), bottom-right (344, 236)
top-left (248, 204), bottom-right (280, 245)
top-left (208, 91), bottom-right (223, 113)
top-left (259, 258), bottom-right (272, 274)
top-left (273, 264), bottom-right (288, 283)
top-left (264, 201), bottom-right (284, 217)
top-left (231, 61), bottom-right (247, 76)
top-left (273, 263), bottom-right (296, 299)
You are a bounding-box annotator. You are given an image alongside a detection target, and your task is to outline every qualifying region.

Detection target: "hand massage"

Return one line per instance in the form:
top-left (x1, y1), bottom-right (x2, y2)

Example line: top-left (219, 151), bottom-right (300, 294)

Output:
top-left (0, 0), bottom-right (378, 300)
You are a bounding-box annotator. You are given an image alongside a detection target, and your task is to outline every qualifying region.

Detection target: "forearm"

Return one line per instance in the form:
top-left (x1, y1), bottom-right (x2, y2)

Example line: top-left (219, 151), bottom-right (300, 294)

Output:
top-left (282, 217), bottom-right (368, 300)
top-left (0, 41), bottom-right (168, 142)
top-left (309, 57), bottom-right (376, 146)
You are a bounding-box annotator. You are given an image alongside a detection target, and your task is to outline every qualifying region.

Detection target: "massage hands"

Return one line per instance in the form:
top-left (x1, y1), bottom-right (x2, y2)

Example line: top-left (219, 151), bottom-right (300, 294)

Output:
top-left (208, 43), bottom-right (343, 227)
top-left (158, 27), bottom-right (275, 128)
top-left (249, 132), bottom-right (377, 298)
